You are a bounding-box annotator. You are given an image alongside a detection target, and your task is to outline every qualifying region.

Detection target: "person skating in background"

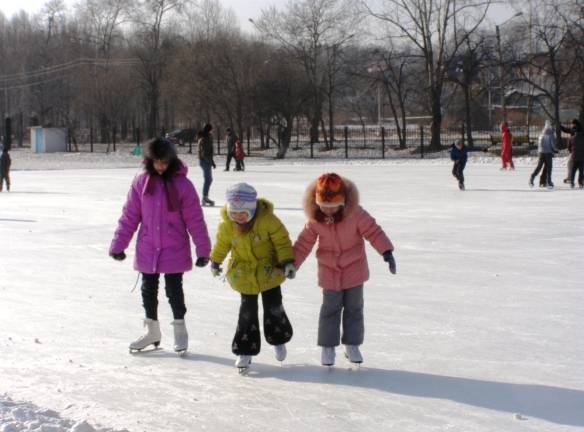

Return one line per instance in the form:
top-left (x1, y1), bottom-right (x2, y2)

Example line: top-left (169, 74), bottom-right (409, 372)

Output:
top-left (210, 183), bottom-right (296, 371)
top-left (500, 122), bottom-right (515, 170)
top-left (110, 138), bottom-right (211, 355)
top-left (234, 138), bottom-right (245, 171)
top-left (224, 128), bottom-right (237, 171)
top-left (450, 139), bottom-right (489, 190)
top-left (0, 147), bottom-right (11, 192)
top-left (529, 121), bottom-right (558, 188)
top-left (293, 173), bottom-right (396, 367)
top-left (561, 119), bottom-right (579, 184)
top-left (567, 119), bottom-right (584, 188)
top-left (198, 123), bottom-right (216, 206)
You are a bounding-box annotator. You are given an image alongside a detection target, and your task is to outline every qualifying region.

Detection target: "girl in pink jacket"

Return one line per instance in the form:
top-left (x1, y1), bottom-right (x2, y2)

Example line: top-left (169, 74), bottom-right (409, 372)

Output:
top-left (293, 173), bottom-right (396, 367)
top-left (110, 138), bottom-right (211, 355)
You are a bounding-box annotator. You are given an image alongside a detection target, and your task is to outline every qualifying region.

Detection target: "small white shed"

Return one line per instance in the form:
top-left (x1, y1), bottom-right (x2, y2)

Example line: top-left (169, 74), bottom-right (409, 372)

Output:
top-left (31, 127), bottom-right (68, 153)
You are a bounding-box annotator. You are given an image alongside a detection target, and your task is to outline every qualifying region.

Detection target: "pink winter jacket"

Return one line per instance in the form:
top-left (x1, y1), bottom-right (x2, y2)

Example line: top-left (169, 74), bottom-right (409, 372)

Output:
top-left (293, 177), bottom-right (394, 291)
top-left (110, 161), bottom-right (211, 274)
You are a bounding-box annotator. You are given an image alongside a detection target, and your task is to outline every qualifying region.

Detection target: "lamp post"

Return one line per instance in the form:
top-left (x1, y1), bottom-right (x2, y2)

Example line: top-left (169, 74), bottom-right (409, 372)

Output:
top-left (496, 12), bottom-right (523, 123)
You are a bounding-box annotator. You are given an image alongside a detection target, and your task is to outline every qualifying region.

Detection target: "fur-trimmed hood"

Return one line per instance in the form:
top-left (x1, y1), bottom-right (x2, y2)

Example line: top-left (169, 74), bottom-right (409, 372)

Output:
top-left (303, 176), bottom-right (360, 221)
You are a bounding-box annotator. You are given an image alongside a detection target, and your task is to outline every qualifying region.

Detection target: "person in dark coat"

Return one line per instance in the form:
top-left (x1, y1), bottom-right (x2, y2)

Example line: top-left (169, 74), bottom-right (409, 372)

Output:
top-left (450, 140), bottom-right (488, 190)
top-left (568, 119), bottom-right (584, 188)
top-left (0, 147), bottom-right (11, 192)
top-left (561, 119), bottom-right (579, 183)
top-left (224, 128), bottom-right (237, 171)
top-left (197, 123), bottom-right (215, 206)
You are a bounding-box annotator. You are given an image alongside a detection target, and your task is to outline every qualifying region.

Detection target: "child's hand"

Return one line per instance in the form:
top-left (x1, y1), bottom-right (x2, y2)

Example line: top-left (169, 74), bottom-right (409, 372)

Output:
top-left (110, 251), bottom-right (126, 261)
top-left (195, 257), bottom-right (209, 267)
top-left (383, 250), bottom-right (396, 275)
top-left (210, 261), bottom-right (222, 277)
top-left (283, 263), bottom-right (297, 279)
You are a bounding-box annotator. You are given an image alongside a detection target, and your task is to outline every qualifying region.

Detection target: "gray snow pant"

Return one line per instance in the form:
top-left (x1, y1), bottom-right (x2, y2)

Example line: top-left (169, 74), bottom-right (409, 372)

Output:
top-left (318, 285), bottom-right (364, 347)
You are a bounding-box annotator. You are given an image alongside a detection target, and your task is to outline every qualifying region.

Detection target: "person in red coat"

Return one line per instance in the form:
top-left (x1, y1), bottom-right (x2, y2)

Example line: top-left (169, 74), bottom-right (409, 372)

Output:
top-left (234, 139), bottom-right (245, 171)
top-left (500, 122), bottom-right (514, 170)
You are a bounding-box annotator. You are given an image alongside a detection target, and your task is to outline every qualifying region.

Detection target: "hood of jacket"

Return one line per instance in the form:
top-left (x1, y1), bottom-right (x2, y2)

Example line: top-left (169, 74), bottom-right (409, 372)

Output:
top-left (303, 176), bottom-right (359, 221)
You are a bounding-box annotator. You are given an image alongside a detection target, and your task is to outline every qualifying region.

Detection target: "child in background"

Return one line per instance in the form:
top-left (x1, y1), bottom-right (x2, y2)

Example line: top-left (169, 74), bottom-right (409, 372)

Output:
top-left (0, 147), bottom-right (11, 192)
top-left (450, 139), bottom-right (489, 190)
top-left (210, 183), bottom-right (296, 371)
top-left (110, 138), bottom-right (211, 355)
top-left (234, 139), bottom-right (245, 171)
top-left (293, 173), bottom-right (396, 367)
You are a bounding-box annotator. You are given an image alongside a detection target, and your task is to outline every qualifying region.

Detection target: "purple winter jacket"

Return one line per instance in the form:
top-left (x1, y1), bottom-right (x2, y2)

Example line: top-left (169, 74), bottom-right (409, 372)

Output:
top-left (110, 161), bottom-right (211, 274)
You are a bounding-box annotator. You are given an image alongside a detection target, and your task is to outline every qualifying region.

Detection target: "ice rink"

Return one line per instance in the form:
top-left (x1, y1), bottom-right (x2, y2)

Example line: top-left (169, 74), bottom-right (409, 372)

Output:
top-left (1, 156), bottom-right (583, 432)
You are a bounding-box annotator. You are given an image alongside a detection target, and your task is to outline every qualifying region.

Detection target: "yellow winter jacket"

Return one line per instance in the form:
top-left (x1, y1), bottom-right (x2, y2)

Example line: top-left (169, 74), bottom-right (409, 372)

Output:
top-left (210, 198), bottom-right (294, 295)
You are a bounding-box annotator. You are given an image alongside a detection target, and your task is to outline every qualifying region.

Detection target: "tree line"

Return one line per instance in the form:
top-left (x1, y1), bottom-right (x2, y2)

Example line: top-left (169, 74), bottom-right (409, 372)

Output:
top-left (1, 0), bottom-right (582, 157)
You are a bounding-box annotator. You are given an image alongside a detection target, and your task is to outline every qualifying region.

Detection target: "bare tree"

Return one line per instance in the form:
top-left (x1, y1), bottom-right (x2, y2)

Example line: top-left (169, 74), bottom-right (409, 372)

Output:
top-left (363, 0), bottom-right (491, 150)
top-left (132, 0), bottom-right (185, 138)
top-left (253, 0), bottom-right (361, 145)
top-left (514, 0), bottom-right (576, 145)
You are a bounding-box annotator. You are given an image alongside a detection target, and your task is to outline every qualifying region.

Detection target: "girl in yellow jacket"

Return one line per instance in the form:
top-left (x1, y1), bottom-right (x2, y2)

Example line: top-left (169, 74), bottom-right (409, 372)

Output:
top-left (210, 183), bottom-right (296, 370)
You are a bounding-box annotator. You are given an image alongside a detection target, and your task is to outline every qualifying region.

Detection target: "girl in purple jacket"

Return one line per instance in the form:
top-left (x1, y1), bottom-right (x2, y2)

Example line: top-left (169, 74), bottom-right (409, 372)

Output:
top-left (110, 138), bottom-right (212, 355)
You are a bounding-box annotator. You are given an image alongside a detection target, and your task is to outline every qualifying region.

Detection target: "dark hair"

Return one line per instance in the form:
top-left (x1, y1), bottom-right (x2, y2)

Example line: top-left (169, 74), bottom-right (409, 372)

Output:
top-left (143, 138), bottom-right (180, 178)
top-left (201, 123), bottom-right (213, 138)
top-left (571, 119), bottom-right (582, 132)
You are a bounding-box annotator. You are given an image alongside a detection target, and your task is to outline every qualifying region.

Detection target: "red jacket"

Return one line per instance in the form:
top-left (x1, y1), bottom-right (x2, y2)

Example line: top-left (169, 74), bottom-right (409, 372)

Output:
top-left (501, 125), bottom-right (513, 158)
top-left (234, 141), bottom-right (245, 161)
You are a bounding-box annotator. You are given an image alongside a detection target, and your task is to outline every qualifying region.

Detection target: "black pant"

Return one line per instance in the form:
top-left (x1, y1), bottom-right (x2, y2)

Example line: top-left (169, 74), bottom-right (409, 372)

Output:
top-left (232, 286), bottom-right (293, 356)
top-left (235, 159), bottom-right (245, 171)
top-left (452, 160), bottom-right (466, 184)
top-left (225, 150), bottom-right (234, 170)
top-left (531, 153), bottom-right (553, 186)
top-left (0, 174), bottom-right (10, 191)
top-left (570, 160), bottom-right (584, 186)
top-left (141, 273), bottom-right (186, 320)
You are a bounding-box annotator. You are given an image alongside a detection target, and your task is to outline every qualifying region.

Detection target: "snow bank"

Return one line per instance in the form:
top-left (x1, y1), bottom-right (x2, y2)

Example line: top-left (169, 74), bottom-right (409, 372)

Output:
top-left (0, 395), bottom-right (127, 432)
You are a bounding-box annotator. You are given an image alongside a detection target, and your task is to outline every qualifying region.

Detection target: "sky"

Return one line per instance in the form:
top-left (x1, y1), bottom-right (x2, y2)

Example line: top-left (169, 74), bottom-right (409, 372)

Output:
top-left (0, 0), bottom-right (523, 33)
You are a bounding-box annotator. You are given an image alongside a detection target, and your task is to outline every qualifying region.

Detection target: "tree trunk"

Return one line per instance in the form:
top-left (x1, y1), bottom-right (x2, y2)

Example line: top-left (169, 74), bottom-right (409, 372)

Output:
top-left (464, 84), bottom-right (474, 147)
top-left (430, 93), bottom-right (443, 151)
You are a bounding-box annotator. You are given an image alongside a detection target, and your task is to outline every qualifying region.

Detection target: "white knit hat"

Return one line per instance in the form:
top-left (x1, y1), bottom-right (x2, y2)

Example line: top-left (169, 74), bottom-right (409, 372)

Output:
top-left (225, 183), bottom-right (257, 221)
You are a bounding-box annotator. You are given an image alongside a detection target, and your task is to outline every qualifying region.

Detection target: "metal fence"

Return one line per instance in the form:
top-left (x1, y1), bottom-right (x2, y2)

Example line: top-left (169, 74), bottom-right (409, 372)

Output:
top-left (29, 123), bottom-right (568, 159)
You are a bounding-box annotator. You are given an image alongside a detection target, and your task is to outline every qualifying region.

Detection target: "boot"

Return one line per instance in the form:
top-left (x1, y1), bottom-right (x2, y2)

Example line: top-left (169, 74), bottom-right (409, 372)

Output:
top-left (274, 344), bottom-right (287, 362)
top-left (129, 318), bottom-right (161, 351)
top-left (235, 355), bottom-right (252, 369)
top-left (344, 345), bottom-right (363, 364)
top-left (321, 346), bottom-right (335, 366)
top-left (171, 319), bottom-right (188, 353)
top-left (202, 196), bottom-right (215, 207)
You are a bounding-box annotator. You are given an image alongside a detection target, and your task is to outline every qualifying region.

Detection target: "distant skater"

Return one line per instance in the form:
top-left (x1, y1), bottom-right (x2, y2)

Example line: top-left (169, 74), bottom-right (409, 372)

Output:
top-left (529, 121), bottom-right (557, 188)
top-left (450, 140), bottom-right (488, 190)
top-left (0, 147), bottom-right (11, 192)
top-left (500, 122), bottom-right (514, 170)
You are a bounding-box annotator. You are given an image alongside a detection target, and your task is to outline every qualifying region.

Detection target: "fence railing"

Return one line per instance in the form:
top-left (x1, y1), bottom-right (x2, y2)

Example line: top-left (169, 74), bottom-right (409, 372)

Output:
top-left (21, 123), bottom-right (569, 159)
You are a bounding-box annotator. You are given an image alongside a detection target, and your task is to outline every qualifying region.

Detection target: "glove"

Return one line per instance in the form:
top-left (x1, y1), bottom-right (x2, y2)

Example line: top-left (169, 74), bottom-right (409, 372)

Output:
top-left (211, 161), bottom-right (216, 169)
top-left (283, 262), bottom-right (297, 279)
top-left (195, 257), bottom-right (209, 267)
top-left (383, 250), bottom-right (396, 275)
top-left (110, 251), bottom-right (126, 261)
top-left (210, 261), bottom-right (222, 277)
top-left (483, 147), bottom-right (489, 152)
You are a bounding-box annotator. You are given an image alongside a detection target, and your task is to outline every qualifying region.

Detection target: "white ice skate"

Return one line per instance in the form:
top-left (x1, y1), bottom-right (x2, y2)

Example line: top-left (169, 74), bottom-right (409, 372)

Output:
top-left (171, 319), bottom-right (188, 356)
top-left (344, 345), bottom-right (363, 365)
top-left (321, 346), bottom-right (335, 367)
top-left (274, 344), bottom-right (287, 363)
top-left (235, 355), bottom-right (252, 373)
top-left (129, 319), bottom-right (161, 353)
